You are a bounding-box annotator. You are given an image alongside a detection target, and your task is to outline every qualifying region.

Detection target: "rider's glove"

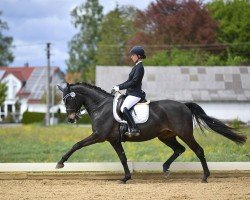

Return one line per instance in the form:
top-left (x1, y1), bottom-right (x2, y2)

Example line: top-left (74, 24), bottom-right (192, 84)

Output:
top-left (113, 86), bottom-right (119, 91)
top-left (111, 85), bottom-right (119, 94)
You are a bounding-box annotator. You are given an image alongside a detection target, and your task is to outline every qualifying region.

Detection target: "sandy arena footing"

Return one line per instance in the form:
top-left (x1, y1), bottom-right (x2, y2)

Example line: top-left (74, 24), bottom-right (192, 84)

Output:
top-left (0, 171), bottom-right (249, 200)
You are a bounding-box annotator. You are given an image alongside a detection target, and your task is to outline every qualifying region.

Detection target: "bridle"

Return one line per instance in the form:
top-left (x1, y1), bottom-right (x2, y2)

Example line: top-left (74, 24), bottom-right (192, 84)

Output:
top-left (63, 91), bottom-right (110, 118)
top-left (63, 91), bottom-right (82, 118)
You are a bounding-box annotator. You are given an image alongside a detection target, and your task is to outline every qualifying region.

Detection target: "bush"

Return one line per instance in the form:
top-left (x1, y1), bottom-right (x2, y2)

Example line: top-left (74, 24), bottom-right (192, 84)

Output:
top-left (78, 114), bottom-right (92, 124)
top-left (22, 111), bottom-right (45, 124)
top-left (55, 112), bottom-right (67, 123)
top-left (226, 54), bottom-right (248, 66)
top-left (54, 112), bottom-right (91, 124)
top-left (143, 48), bottom-right (248, 66)
top-left (204, 55), bottom-right (224, 66)
top-left (3, 114), bottom-right (15, 123)
top-left (144, 49), bottom-right (207, 66)
top-left (21, 111), bottom-right (91, 124)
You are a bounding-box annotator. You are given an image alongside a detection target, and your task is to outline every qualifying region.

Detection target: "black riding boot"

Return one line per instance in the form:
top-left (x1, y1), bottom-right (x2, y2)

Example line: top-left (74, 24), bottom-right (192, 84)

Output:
top-left (123, 108), bottom-right (140, 137)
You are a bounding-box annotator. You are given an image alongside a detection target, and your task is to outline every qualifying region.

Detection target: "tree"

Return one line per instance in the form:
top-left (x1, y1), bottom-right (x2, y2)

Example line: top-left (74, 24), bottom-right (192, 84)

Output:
top-left (41, 86), bottom-right (61, 105)
top-left (0, 83), bottom-right (7, 107)
top-left (143, 49), bottom-right (206, 66)
top-left (207, 0), bottom-right (250, 63)
top-left (129, 0), bottom-right (218, 56)
top-left (96, 5), bottom-right (137, 66)
top-left (0, 11), bottom-right (14, 66)
top-left (65, 72), bottom-right (82, 84)
top-left (67, 0), bottom-right (103, 83)
top-left (143, 48), bottom-right (248, 66)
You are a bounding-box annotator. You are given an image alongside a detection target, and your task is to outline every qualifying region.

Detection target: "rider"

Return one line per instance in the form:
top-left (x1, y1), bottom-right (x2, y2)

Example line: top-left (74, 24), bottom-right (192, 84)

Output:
top-left (112, 46), bottom-right (146, 137)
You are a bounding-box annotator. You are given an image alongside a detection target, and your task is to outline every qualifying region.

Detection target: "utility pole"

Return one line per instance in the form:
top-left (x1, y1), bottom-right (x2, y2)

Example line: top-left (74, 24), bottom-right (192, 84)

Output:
top-left (51, 84), bottom-right (55, 124)
top-left (46, 43), bottom-right (51, 126)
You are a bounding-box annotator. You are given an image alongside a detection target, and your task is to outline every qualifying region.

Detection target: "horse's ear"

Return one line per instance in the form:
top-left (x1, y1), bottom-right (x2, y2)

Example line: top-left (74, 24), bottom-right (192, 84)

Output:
top-left (57, 84), bottom-right (64, 92)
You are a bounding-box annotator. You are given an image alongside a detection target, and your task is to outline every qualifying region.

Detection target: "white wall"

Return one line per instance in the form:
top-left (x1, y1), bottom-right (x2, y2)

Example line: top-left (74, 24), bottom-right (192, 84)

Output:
top-left (1, 74), bottom-right (22, 117)
top-left (197, 102), bottom-right (250, 123)
top-left (27, 104), bottom-right (46, 113)
top-left (20, 99), bottom-right (28, 116)
top-left (2, 74), bottom-right (22, 100)
top-left (96, 66), bottom-right (250, 123)
top-left (22, 103), bottom-right (65, 114)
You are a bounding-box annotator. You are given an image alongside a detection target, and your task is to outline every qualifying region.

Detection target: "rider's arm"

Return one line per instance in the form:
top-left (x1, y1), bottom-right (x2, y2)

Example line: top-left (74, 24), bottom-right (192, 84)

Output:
top-left (118, 65), bottom-right (144, 90)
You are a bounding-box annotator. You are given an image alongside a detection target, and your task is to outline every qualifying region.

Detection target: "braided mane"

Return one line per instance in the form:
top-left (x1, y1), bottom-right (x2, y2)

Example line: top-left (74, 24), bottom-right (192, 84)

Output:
top-left (70, 82), bottom-right (113, 97)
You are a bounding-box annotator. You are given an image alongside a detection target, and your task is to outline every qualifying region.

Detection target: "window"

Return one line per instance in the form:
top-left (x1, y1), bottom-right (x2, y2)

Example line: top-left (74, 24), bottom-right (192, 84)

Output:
top-left (7, 104), bottom-right (12, 113)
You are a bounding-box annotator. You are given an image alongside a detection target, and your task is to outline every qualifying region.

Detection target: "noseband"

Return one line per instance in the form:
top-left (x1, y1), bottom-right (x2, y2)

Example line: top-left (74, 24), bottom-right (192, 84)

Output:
top-left (63, 92), bottom-right (82, 118)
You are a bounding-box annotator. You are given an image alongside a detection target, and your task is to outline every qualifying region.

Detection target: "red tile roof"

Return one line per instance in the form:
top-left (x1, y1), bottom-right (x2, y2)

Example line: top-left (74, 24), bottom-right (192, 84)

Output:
top-left (0, 67), bottom-right (35, 81)
top-left (1, 66), bottom-right (65, 104)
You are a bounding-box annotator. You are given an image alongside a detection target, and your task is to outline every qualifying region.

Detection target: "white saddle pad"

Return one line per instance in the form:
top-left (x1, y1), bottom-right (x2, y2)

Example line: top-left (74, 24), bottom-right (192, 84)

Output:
top-left (113, 93), bottom-right (150, 124)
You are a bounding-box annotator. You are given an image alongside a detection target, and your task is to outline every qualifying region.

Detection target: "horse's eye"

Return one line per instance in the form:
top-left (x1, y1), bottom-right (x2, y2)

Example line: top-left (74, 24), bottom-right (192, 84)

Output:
top-left (65, 99), bottom-right (69, 105)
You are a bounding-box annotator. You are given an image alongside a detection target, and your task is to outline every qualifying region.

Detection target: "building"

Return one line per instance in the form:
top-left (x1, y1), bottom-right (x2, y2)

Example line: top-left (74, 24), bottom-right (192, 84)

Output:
top-left (0, 66), bottom-right (64, 121)
top-left (96, 66), bottom-right (250, 123)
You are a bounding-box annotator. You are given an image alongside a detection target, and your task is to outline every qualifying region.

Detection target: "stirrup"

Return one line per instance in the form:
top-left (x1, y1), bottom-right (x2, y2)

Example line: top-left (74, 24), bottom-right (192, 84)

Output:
top-left (125, 129), bottom-right (140, 137)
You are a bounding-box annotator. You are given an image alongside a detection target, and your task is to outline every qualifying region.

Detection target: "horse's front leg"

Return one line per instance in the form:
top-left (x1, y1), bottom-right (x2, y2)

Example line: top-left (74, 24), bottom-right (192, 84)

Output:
top-left (56, 132), bottom-right (101, 169)
top-left (110, 141), bottom-right (131, 184)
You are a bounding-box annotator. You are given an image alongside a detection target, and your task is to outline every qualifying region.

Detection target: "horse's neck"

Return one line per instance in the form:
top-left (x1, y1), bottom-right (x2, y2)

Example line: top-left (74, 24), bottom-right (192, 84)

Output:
top-left (76, 86), bottom-right (110, 112)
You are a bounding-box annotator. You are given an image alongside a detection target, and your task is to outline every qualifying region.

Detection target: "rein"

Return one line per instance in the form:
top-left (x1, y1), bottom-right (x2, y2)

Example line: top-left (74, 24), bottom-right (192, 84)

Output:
top-left (63, 91), bottom-right (110, 116)
top-left (84, 96), bottom-right (109, 114)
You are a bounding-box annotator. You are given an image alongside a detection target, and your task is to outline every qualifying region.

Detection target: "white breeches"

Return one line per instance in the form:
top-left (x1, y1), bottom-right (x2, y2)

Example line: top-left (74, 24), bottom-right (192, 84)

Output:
top-left (121, 95), bottom-right (141, 113)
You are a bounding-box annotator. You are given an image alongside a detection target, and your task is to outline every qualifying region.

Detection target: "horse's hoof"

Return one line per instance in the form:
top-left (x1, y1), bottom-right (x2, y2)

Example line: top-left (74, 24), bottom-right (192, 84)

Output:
top-left (164, 170), bottom-right (171, 178)
top-left (201, 179), bottom-right (208, 183)
top-left (55, 163), bottom-right (64, 169)
top-left (117, 180), bottom-right (127, 184)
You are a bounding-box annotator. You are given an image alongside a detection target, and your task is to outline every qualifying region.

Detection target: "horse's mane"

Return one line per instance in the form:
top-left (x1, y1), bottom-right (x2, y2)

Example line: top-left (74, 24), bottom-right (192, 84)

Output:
top-left (70, 82), bottom-right (113, 97)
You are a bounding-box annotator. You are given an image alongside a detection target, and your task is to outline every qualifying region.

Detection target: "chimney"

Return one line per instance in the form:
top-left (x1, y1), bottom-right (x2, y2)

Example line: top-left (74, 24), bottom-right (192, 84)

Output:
top-left (24, 62), bottom-right (29, 67)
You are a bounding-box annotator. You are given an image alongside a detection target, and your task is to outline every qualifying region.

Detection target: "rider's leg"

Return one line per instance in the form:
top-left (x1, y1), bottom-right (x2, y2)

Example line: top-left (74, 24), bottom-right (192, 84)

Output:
top-left (121, 95), bottom-right (141, 137)
top-left (123, 107), bottom-right (140, 136)
top-left (120, 95), bottom-right (141, 112)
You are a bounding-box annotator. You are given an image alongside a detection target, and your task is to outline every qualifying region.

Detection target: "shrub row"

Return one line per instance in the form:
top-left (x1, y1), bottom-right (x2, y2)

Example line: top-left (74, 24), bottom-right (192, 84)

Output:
top-left (21, 111), bottom-right (91, 124)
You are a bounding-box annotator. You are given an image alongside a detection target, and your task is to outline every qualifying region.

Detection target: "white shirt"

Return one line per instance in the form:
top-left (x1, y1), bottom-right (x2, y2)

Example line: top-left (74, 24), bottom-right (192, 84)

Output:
top-left (136, 60), bottom-right (142, 65)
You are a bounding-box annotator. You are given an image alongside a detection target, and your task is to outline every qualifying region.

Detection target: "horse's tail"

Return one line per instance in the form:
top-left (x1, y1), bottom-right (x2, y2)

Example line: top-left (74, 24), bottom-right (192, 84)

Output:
top-left (185, 102), bottom-right (247, 145)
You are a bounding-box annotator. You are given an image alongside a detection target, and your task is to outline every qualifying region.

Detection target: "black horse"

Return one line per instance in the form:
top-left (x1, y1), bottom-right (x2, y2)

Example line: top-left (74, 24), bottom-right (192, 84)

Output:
top-left (56, 82), bottom-right (247, 183)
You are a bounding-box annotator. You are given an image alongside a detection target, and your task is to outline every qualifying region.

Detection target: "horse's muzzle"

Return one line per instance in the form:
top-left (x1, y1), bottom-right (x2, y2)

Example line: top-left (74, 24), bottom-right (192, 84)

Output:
top-left (67, 113), bottom-right (77, 123)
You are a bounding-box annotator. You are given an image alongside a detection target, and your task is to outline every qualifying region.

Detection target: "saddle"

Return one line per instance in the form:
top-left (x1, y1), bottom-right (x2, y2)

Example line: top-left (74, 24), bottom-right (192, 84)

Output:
top-left (113, 93), bottom-right (150, 124)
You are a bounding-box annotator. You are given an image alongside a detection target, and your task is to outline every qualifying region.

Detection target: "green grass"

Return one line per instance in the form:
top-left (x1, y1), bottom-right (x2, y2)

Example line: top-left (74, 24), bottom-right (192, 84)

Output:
top-left (0, 124), bottom-right (249, 162)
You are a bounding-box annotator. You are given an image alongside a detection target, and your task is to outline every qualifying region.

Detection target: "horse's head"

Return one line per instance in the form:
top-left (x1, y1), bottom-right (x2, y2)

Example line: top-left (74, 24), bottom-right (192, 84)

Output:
top-left (57, 83), bottom-right (82, 123)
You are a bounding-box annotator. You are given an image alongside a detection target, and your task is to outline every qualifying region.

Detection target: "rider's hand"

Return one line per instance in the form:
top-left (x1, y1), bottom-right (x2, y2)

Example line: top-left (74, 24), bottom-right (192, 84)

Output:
top-left (113, 86), bottom-right (119, 91)
top-left (111, 85), bottom-right (119, 94)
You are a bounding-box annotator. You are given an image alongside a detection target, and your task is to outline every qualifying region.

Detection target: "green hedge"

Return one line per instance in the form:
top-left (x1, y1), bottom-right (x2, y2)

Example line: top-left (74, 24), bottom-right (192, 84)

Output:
top-left (2, 114), bottom-right (15, 123)
top-left (21, 111), bottom-right (91, 124)
top-left (22, 111), bottom-right (45, 124)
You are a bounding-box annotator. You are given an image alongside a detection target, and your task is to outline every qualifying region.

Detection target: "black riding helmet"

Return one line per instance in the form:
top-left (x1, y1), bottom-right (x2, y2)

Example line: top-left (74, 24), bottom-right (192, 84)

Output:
top-left (129, 46), bottom-right (146, 59)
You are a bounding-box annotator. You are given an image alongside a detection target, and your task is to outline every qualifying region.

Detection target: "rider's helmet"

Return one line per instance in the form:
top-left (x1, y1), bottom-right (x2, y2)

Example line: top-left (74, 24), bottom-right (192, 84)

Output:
top-left (129, 46), bottom-right (146, 59)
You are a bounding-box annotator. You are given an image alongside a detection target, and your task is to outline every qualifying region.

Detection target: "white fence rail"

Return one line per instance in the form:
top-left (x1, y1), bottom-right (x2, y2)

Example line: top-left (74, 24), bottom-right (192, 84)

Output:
top-left (0, 162), bottom-right (249, 172)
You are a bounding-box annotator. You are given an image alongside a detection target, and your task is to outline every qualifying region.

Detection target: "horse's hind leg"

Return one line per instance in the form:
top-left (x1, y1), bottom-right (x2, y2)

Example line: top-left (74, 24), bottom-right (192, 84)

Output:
top-left (180, 135), bottom-right (210, 183)
top-left (158, 136), bottom-right (186, 174)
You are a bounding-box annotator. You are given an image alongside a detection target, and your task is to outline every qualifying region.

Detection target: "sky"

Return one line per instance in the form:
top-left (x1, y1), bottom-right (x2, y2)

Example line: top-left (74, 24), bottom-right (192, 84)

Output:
top-left (0, 0), bottom-right (153, 71)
